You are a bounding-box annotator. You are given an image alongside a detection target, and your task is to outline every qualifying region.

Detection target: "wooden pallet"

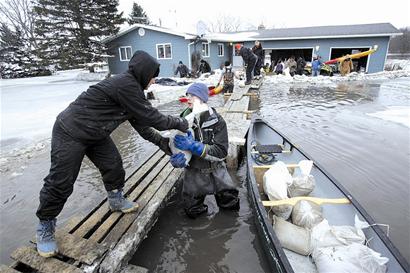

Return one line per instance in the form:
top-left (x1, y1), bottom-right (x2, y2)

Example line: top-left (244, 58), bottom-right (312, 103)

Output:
top-left (1, 149), bottom-right (182, 273)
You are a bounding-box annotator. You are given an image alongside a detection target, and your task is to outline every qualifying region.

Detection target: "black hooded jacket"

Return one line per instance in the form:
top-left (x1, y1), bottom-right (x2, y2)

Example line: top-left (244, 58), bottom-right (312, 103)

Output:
top-left (239, 47), bottom-right (257, 65)
top-left (57, 51), bottom-right (188, 141)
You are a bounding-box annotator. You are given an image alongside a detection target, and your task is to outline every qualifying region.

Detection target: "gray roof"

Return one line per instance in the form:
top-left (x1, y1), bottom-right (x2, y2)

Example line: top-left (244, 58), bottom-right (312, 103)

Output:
top-left (206, 23), bottom-right (401, 42)
top-left (103, 23), bottom-right (401, 44)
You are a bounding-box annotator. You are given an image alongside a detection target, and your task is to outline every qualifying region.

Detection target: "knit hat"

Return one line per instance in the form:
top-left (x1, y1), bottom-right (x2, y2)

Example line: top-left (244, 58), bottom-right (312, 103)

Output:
top-left (186, 83), bottom-right (208, 103)
top-left (235, 43), bottom-right (242, 50)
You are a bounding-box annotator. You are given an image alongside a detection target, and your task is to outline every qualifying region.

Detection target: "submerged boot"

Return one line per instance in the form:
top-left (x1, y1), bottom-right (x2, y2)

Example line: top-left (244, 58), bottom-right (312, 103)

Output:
top-left (107, 189), bottom-right (139, 213)
top-left (36, 218), bottom-right (58, 257)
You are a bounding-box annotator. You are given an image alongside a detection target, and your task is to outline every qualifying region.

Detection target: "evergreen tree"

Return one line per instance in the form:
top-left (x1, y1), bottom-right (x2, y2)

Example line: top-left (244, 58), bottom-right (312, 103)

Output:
top-left (127, 2), bottom-right (150, 25)
top-left (34, 0), bottom-right (124, 69)
top-left (0, 23), bottom-right (48, 78)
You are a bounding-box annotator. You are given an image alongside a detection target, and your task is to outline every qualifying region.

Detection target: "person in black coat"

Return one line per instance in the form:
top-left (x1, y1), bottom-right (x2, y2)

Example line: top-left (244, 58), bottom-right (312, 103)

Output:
top-left (175, 61), bottom-right (190, 78)
top-left (170, 83), bottom-right (239, 218)
top-left (296, 57), bottom-right (306, 75)
top-left (252, 40), bottom-right (264, 77)
top-left (35, 50), bottom-right (190, 257)
top-left (199, 59), bottom-right (211, 74)
top-left (235, 43), bottom-right (258, 85)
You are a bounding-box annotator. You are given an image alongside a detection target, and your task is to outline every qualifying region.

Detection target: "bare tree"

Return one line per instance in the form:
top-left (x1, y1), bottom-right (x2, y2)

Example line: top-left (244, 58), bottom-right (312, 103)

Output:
top-left (0, 0), bottom-right (37, 48)
top-left (207, 15), bottom-right (242, 33)
top-left (389, 27), bottom-right (410, 53)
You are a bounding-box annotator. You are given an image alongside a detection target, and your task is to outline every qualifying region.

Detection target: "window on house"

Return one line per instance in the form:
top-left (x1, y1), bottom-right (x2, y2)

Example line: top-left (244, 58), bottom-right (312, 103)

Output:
top-left (202, 42), bottom-right (209, 57)
top-left (119, 46), bottom-right (132, 61)
top-left (156, 43), bottom-right (172, 59)
top-left (218, 44), bottom-right (224, 56)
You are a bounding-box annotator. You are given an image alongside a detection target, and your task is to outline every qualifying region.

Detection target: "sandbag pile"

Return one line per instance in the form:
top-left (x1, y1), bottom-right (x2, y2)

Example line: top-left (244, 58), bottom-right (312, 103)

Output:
top-left (263, 160), bottom-right (315, 220)
top-left (264, 161), bottom-right (389, 273)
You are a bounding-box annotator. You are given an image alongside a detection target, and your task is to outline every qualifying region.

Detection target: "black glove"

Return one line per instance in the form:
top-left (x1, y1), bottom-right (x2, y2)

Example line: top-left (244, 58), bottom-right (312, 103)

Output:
top-left (158, 137), bottom-right (172, 156)
top-left (175, 117), bottom-right (189, 133)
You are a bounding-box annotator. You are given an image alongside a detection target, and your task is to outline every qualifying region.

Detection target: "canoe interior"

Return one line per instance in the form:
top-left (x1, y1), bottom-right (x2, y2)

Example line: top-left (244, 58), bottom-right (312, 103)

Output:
top-left (247, 118), bottom-right (408, 273)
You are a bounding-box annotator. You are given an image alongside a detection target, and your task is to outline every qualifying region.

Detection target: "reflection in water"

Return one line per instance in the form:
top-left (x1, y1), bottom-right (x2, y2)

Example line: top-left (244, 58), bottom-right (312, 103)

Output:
top-left (131, 166), bottom-right (271, 273)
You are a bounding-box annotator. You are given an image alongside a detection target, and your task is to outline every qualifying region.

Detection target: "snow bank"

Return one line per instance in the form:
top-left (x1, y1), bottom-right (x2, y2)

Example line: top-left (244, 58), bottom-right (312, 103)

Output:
top-left (76, 71), bottom-right (108, 81)
top-left (385, 59), bottom-right (410, 71)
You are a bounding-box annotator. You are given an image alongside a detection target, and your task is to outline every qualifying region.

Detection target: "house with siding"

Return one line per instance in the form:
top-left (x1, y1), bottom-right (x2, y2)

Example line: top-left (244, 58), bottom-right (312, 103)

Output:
top-left (103, 23), bottom-right (401, 76)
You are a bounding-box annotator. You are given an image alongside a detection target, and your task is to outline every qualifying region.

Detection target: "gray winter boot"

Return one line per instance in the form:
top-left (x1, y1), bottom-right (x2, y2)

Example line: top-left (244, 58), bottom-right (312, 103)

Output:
top-left (36, 218), bottom-right (58, 257)
top-left (107, 189), bottom-right (139, 213)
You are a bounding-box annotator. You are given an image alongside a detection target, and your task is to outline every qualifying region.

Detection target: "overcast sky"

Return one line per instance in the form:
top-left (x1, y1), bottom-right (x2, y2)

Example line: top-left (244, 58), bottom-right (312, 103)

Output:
top-left (118, 0), bottom-right (410, 33)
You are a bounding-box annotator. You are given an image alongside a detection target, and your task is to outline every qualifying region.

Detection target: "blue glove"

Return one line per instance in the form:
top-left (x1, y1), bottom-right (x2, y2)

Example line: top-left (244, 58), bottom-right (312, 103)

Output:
top-left (174, 131), bottom-right (205, 156)
top-left (170, 152), bottom-right (186, 168)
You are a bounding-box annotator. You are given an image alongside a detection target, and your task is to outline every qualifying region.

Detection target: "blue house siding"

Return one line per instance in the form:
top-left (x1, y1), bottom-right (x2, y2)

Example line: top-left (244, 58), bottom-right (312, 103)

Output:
top-left (243, 36), bottom-right (389, 73)
top-left (106, 28), bottom-right (190, 76)
top-left (188, 42), bottom-right (231, 71)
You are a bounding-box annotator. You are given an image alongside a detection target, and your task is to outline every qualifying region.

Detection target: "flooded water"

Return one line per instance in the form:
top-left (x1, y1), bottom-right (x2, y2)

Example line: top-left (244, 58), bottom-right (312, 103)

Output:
top-left (1, 76), bottom-right (409, 270)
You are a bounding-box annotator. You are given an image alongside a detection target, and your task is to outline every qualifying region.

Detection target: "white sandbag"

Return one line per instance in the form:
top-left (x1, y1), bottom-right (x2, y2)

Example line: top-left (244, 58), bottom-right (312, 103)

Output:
top-left (263, 161), bottom-right (293, 219)
top-left (312, 243), bottom-right (389, 273)
top-left (273, 216), bottom-right (311, 256)
top-left (288, 160), bottom-right (315, 197)
top-left (168, 129), bottom-right (192, 167)
top-left (292, 200), bottom-right (323, 229)
top-left (311, 219), bottom-right (366, 250)
top-left (272, 204), bottom-right (293, 220)
top-left (263, 161), bottom-right (292, 200)
top-left (288, 175), bottom-right (316, 197)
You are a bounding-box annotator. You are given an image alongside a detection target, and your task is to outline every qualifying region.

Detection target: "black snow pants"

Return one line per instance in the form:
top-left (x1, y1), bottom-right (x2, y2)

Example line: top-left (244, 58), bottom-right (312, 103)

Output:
top-left (254, 58), bottom-right (263, 76)
top-left (36, 122), bottom-right (125, 220)
top-left (182, 166), bottom-right (239, 219)
top-left (245, 56), bottom-right (257, 83)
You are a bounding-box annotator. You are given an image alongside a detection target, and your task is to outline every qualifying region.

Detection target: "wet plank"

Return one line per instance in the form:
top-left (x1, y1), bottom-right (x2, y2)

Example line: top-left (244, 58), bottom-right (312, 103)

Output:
top-left (11, 246), bottom-right (83, 273)
top-left (73, 150), bottom-right (165, 238)
top-left (102, 162), bottom-right (175, 245)
top-left (0, 264), bottom-right (20, 273)
top-left (229, 85), bottom-right (250, 101)
top-left (99, 168), bottom-right (183, 273)
top-left (53, 231), bottom-right (107, 265)
top-left (88, 156), bottom-right (170, 243)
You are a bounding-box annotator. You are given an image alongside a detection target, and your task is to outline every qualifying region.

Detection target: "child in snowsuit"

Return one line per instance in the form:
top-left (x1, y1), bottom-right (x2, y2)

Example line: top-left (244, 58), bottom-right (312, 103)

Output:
top-left (170, 83), bottom-right (240, 218)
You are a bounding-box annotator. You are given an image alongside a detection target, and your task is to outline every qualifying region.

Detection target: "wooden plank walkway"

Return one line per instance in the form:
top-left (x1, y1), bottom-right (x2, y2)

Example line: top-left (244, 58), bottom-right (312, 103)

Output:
top-left (220, 76), bottom-right (264, 168)
top-left (1, 149), bottom-right (182, 273)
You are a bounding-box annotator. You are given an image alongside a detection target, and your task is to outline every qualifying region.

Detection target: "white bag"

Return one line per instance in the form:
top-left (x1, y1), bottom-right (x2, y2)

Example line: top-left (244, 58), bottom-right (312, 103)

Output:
top-left (263, 161), bottom-right (292, 200)
top-left (273, 216), bottom-right (311, 256)
top-left (288, 160), bottom-right (315, 197)
top-left (292, 200), bottom-right (323, 229)
top-left (311, 219), bottom-right (366, 250)
top-left (312, 243), bottom-right (389, 273)
top-left (168, 129), bottom-right (192, 167)
top-left (263, 161), bottom-right (293, 219)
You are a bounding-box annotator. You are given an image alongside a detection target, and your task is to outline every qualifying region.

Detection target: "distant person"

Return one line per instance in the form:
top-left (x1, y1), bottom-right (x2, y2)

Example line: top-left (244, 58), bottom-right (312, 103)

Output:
top-left (217, 61), bottom-right (235, 93)
top-left (252, 40), bottom-right (264, 78)
top-left (170, 83), bottom-right (239, 218)
top-left (235, 43), bottom-right (258, 85)
top-left (311, 56), bottom-right (322, 77)
top-left (199, 59), bottom-right (211, 74)
top-left (296, 57), bottom-right (306, 75)
top-left (287, 56), bottom-right (297, 77)
top-left (35, 50), bottom-right (191, 258)
top-left (175, 61), bottom-right (190, 78)
top-left (274, 59), bottom-right (284, 75)
top-left (339, 55), bottom-right (354, 76)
